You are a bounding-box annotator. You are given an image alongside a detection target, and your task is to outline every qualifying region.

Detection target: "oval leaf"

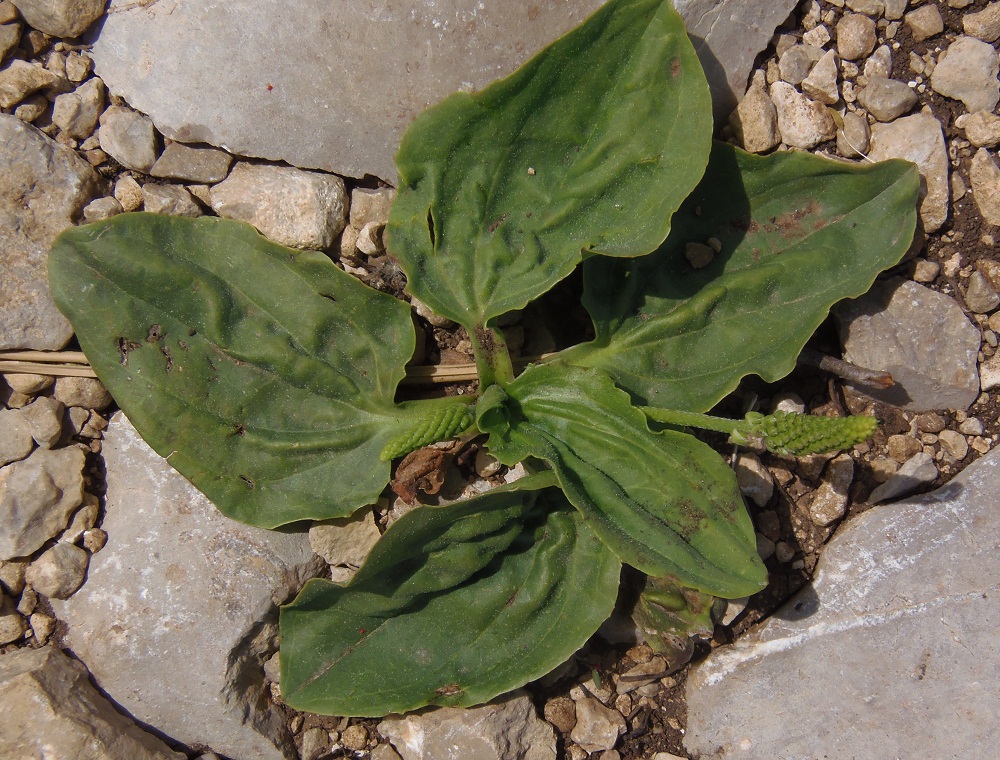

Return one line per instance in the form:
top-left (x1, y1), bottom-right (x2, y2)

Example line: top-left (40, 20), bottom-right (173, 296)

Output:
top-left (387, 0), bottom-right (712, 328)
top-left (279, 475), bottom-right (621, 716)
top-left (48, 213), bottom-right (448, 527)
top-left (561, 142), bottom-right (920, 411)
top-left (481, 364), bottom-right (767, 598)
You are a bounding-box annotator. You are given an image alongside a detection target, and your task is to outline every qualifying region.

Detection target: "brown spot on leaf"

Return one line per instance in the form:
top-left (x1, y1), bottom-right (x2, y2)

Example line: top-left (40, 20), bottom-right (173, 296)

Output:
top-left (488, 213), bottom-right (509, 233)
top-left (146, 324), bottom-right (164, 342)
top-left (671, 57), bottom-right (681, 78)
top-left (115, 336), bottom-right (141, 365)
top-left (436, 683), bottom-right (464, 697)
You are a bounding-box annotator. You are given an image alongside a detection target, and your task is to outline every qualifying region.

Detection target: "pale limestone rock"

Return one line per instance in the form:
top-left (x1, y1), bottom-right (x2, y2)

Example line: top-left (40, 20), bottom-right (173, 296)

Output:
top-left (0, 409), bottom-right (35, 467)
top-left (802, 24), bottom-right (831, 48)
top-left (308, 507), bottom-right (381, 568)
top-left (98, 104), bottom-right (159, 172)
top-left (964, 2), bottom-right (1000, 43)
top-left (24, 541), bottom-right (88, 599)
top-left (52, 376), bottom-right (112, 409)
top-left (868, 452), bottom-right (938, 502)
top-left (141, 183), bottom-right (202, 217)
top-left (356, 221), bottom-right (385, 256)
top-left (868, 112), bottom-right (949, 232)
top-left (379, 691), bottom-right (556, 760)
top-left (3, 373), bottom-right (52, 395)
top-left (0, 446), bottom-right (85, 560)
top-left (114, 174), bottom-right (143, 211)
top-left (211, 162), bottom-right (347, 250)
top-left (19, 396), bottom-right (64, 448)
top-left (10, 0), bottom-right (105, 37)
top-left (837, 110), bottom-right (871, 157)
top-left (770, 81), bottom-right (836, 149)
top-left (930, 36), bottom-right (1000, 114)
top-left (884, 0), bottom-right (907, 20)
top-left (50, 76), bottom-right (104, 139)
top-left (50, 414), bottom-right (321, 760)
top-left (730, 76), bottom-right (779, 153)
top-left (970, 148), bottom-right (1000, 226)
top-left (90, 0), bottom-right (799, 182)
top-left (964, 270), bottom-right (1000, 313)
top-left (778, 44), bottom-right (824, 85)
top-left (0, 646), bottom-right (184, 759)
top-left (82, 195), bottom-right (123, 222)
top-left (938, 429), bottom-right (969, 460)
top-left (980, 354), bottom-right (1000, 390)
top-left (686, 449), bottom-right (1000, 759)
top-left (150, 141), bottom-right (233, 184)
top-left (845, 0), bottom-right (883, 14)
top-left (857, 75), bottom-right (917, 121)
top-left (570, 696), bottom-right (626, 753)
top-left (905, 4), bottom-right (944, 41)
top-left (0, 22), bottom-right (19, 62)
top-left (734, 453), bottom-right (774, 507)
top-left (835, 279), bottom-right (980, 411)
top-left (350, 187), bottom-right (396, 229)
top-left (955, 111), bottom-right (1000, 148)
top-left (0, 593), bottom-right (26, 644)
top-left (863, 44), bottom-right (892, 79)
top-left (836, 13), bottom-right (877, 61)
top-left (808, 454), bottom-right (854, 526)
top-left (0, 59), bottom-right (68, 108)
top-left (65, 51), bottom-right (92, 82)
top-left (801, 49), bottom-right (840, 105)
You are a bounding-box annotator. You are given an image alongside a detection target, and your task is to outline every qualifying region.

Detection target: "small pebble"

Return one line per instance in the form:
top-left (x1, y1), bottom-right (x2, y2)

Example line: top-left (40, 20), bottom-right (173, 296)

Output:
top-left (938, 429), bottom-right (969, 460)
top-left (911, 259), bottom-right (940, 283)
top-left (300, 727), bottom-right (331, 760)
top-left (774, 541), bottom-right (796, 563)
top-left (958, 417), bottom-right (984, 436)
top-left (29, 611), bottom-right (55, 644)
top-left (24, 542), bottom-right (89, 599)
top-left (341, 724), bottom-right (368, 751)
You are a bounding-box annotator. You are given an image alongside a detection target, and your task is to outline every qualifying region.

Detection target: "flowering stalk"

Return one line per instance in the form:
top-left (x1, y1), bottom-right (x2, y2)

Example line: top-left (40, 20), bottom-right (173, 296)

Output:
top-left (641, 408), bottom-right (877, 456)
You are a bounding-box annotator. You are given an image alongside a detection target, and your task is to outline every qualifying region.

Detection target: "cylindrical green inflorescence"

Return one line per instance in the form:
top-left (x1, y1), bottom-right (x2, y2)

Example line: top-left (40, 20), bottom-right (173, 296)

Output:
top-left (741, 411), bottom-right (878, 456)
top-left (379, 404), bottom-right (476, 461)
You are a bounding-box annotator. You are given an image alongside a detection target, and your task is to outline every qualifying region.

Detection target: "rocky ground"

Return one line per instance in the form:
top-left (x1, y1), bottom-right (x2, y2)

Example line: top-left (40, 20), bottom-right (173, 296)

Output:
top-left (2, 0), bottom-right (1000, 759)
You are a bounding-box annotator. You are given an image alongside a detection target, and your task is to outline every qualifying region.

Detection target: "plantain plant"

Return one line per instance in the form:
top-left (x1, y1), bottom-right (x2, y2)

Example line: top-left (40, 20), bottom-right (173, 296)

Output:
top-left (49, 0), bottom-right (918, 717)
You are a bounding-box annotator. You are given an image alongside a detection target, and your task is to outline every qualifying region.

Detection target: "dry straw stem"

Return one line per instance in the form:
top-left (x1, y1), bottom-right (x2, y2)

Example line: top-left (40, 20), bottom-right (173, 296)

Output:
top-left (0, 350), bottom-right (557, 384)
top-left (0, 350), bottom-right (97, 378)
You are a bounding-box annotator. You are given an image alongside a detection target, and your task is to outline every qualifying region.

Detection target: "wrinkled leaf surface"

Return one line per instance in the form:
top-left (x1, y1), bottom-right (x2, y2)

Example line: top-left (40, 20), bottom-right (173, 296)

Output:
top-left (387, 0), bottom-right (711, 327)
top-left (280, 474), bottom-right (621, 715)
top-left (562, 142), bottom-right (919, 411)
top-left (479, 364), bottom-right (766, 598)
top-left (49, 214), bottom-right (450, 527)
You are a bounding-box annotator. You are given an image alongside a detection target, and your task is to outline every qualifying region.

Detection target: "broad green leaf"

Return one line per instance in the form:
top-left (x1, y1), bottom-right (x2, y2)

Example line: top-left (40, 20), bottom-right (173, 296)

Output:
top-left (279, 474), bottom-right (621, 715)
top-left (49, 213), bottom-right (461, 527)
top-left (560, 142), bottom-right (920, 411)
top-left (387, 0), bottom-right (712, 328)
top-left (479, 364), bottom-right (766, 598)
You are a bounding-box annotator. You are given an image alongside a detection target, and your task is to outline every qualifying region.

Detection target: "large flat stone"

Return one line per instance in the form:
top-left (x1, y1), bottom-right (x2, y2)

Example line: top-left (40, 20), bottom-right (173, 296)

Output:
top-left (51, 413), bottom-right (323, 760)
top-left (0, 114), bottom-right (102, 350)
top-left (684, 447), bottom-right (1000, 759)
top-left (92, 0), bottom-right (796, 183)
top-left (835, 278), bottom-right (981, 412)
top-left (0, 645), bottom-right (184, 760)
